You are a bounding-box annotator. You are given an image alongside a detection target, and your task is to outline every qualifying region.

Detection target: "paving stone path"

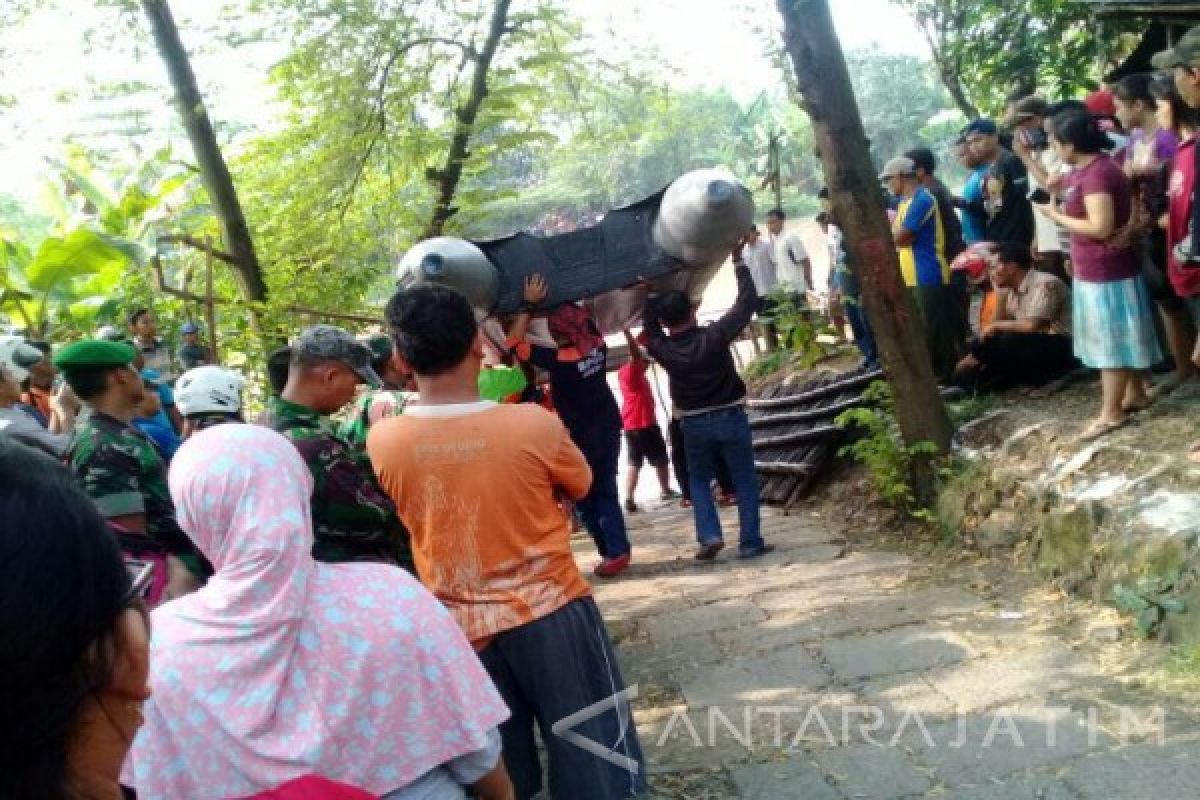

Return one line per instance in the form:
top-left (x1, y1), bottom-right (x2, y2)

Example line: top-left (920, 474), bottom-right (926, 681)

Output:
top-left (573, 504), bottom-right (1200, 799)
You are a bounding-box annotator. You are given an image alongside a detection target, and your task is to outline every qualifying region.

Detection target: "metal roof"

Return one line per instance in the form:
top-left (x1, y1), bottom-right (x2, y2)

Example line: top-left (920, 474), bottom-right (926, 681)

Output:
top-left (1078, 0), bottom-right (1200, 16)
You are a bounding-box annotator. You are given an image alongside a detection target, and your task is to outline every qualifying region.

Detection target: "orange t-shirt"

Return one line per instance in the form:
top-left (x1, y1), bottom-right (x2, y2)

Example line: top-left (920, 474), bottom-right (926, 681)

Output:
top-left (367, 401), bottom-right (593, 648)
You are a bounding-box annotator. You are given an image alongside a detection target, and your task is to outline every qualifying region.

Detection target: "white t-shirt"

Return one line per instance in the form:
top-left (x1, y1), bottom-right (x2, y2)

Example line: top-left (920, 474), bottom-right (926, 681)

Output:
top-left (744, 239), bottom-right (777, 295)
top-left (772, 232), bottom-right (810, 292)
top-left (1033, 149), bottom-right (1065, 253)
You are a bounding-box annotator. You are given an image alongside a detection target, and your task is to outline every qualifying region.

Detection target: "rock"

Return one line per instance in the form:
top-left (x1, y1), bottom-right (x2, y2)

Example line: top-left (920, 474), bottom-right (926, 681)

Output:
top-left (1090, 624), bottom-right (1123, 642)
top-left (1035, 503), bottom-right (1099, 578)
top-left (976, 509), bottom-right (1022, 551)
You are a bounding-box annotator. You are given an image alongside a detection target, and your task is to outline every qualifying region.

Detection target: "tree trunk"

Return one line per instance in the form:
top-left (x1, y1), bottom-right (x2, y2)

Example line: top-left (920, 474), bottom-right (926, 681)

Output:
top-left (421, 0), bottom-right (513, 239)
top-left (774, 0), bottom-right (953, 505)
top-left (141, 0), bottom-right (269, 307)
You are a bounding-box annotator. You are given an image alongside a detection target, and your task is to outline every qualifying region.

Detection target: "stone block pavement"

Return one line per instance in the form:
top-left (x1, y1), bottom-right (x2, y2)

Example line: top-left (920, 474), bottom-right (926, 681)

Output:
top-left (571, 504), bottom-right (1200, 799)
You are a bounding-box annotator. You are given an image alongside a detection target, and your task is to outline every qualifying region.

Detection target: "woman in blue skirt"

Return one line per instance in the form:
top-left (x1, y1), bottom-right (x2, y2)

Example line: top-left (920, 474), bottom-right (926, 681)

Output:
top-left (1034, 110), bottom-right (1162, 440)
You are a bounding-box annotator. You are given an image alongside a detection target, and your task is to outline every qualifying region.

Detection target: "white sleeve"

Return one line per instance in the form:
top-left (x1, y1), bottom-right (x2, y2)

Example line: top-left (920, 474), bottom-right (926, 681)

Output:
top-left (787, 234), bottom-right (808, 262)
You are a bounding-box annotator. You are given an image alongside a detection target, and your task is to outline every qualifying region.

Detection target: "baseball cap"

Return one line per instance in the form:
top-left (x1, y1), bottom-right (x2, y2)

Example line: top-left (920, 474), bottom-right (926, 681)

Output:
top-left (962, 118), bottom-right (998, 137)
top-left (180, 322), bottom-right (200, 335)
top-left (1084, 89), bottom-right (1117, 118)
top-left (0, 336), bottom-right (45, 383)
top-left (1152, 25), bottom-right (1200, 70)
top-left (878, 156), bottom-right (917, 180)
top-left (294, 325), bottom-right (382, 387)
top-left (1010, 96), bottom-right (1049, 122)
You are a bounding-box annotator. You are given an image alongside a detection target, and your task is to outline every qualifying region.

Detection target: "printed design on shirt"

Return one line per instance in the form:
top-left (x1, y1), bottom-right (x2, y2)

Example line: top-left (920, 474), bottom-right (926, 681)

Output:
top-left (575, 348), bottom-right (606, 380)
top-left (1170, 169), bottom-right (1185, 199)
top-left (408, 472), bottom-right (571, 640)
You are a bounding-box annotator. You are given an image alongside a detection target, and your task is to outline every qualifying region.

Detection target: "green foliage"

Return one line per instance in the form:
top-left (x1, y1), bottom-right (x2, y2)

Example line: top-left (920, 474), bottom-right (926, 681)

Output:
top-left (761, 288), bottom-right (827, 369)
top-left (892, 0), bottom-right (1140, 117)
top-left (745, 350), bottom-right (791, 381)
top-left (1114, 574), bottom-right (1187, 639)
top-left (946, 391), bottom-right (996, 428)
top-left (0, 149), bottom-right (195, 337)
top-left (836, 381), bottom-right (941, 517)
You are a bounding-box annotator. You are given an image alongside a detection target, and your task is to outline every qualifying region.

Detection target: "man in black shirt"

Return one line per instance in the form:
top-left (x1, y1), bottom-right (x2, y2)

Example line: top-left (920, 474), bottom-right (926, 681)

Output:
top-left (963, 118), bottom-right (1035, 248)
top-left (643, 242), bottom-right (773, 561)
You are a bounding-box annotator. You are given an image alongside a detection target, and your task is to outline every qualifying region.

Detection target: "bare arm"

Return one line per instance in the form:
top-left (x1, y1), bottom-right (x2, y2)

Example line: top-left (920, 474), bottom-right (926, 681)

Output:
top-left (1036, 192), bottom-right (1117, 240)
top-left (622, 328), bottom-right (644, 364)
top-left (470, 762), bottom-right (515, 800)
top-left (985, 317), bottom-right (1049, 336)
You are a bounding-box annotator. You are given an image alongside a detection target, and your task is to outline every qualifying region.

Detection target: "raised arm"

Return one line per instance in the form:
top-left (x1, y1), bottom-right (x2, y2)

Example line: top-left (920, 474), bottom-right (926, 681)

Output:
top-left (709, 240), bottom-right (759, 345)
top-left (622, 328), bottom-right (645, 365)
top-left (505, 274), bottom-right (548, 345)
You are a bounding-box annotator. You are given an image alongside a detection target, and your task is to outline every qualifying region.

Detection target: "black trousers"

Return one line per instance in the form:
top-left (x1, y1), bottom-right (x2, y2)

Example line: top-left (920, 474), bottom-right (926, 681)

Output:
top-left (956, 331), bottom-right (1079, 390)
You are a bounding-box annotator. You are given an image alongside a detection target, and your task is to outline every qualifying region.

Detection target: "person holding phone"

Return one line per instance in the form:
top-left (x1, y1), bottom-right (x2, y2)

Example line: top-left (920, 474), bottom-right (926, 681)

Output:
top-left (1010, 96), bottom-right (1070, 282)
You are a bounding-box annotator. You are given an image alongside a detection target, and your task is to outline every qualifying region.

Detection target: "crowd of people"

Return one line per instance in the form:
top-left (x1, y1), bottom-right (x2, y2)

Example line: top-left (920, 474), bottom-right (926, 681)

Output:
top-left (0, 218), bottom-right (784, 797)
top-left (860, 41), bottom-right (1200, 451)
top-left (10, 20), bottom-right (1200, 799)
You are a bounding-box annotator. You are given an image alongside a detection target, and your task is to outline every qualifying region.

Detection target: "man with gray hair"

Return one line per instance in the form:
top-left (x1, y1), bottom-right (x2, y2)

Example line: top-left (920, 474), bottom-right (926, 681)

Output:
top-left (263, 324), bottom-right (411, 568)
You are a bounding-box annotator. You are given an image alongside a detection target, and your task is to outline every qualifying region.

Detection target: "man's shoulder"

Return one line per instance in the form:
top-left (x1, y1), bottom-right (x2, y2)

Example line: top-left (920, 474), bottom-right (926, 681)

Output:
top-left (1030, 269), bottom-right (1069, 293)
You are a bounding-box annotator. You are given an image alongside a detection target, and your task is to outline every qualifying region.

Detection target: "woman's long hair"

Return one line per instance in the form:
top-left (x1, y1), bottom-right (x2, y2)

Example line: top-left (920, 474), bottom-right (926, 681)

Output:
top-left (0, 440), bottom-right (133, 800)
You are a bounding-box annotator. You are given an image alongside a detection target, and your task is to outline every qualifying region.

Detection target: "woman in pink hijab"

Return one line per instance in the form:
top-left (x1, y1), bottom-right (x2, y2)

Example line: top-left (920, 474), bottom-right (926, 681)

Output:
top-left (125, 424), bottom-right (513, 800)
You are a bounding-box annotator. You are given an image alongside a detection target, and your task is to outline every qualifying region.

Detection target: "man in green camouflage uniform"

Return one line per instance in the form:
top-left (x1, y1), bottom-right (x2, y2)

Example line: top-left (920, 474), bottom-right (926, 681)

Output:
top-left (264, 325), bottom-right (412, 569)
top-left (55, 340), bottom-right (211, 597)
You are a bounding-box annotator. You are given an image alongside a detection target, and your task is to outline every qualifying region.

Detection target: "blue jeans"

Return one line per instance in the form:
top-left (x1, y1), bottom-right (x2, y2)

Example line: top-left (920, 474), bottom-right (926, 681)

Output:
top-left (679, 406), bottom-right (763, 551)
top-left (845, 299), bottom-right (878, 367)
top-left (575, 425), bottom-right (631, 559)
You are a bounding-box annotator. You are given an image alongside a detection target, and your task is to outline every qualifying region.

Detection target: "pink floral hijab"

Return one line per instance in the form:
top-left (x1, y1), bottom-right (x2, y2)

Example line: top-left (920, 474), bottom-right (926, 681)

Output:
top-left (125, 425), bottom-right (508, 799)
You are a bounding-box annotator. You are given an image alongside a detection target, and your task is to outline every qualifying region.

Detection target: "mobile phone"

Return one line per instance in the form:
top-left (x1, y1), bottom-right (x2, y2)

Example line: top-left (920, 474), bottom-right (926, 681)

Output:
top-left (127, 560), bottom-right (155, 599)
top-left (1030, 188), bottom-right (1052, 205)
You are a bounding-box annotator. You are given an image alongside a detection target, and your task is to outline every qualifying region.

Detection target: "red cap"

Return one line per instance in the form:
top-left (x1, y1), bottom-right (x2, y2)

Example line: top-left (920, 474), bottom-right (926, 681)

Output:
top-left (1085, 89), bottom-right (1117, 118)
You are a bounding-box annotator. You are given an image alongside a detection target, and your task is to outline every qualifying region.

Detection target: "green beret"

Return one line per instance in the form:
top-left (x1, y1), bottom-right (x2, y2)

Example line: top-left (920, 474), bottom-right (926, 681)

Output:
top-left (54, 339), bottom-right (137, 370)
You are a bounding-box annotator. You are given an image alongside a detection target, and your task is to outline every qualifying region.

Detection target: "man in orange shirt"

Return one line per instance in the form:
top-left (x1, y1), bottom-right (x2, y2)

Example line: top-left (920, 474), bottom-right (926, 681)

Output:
top-left (367, 284), bottom-right (645, 800)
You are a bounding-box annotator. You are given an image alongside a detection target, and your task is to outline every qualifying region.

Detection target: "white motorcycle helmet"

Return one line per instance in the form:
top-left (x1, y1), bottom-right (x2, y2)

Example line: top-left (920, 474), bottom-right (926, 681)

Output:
top-left (175, 366), bottom-right (244, 416)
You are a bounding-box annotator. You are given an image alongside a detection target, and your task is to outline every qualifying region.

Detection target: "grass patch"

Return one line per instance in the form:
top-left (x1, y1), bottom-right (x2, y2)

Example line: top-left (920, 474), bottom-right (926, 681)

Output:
top-left (947, 391), bottom-right (997, 427)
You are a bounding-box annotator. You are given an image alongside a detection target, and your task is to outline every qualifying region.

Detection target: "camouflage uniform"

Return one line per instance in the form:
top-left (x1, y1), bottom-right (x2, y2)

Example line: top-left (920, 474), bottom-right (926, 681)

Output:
top-left (66, 410), bottom-right (210, 578)
top-left (265, 396), bottom-right (412, 569)
top-left (338, 389), bottom-right (413, 450)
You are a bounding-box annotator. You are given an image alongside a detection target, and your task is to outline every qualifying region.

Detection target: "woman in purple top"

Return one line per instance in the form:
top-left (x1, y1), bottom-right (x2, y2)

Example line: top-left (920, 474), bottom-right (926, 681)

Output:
top-left (1035, 111), bottom-right (1163, 440)
top-left (1114, 74), bottom-right (1197, 395)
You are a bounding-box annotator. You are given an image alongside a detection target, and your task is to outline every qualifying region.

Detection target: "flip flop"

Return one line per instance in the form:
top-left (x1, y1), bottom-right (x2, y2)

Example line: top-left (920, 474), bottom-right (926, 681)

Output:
top-left (1079, 417), bottom-right (1133, 442)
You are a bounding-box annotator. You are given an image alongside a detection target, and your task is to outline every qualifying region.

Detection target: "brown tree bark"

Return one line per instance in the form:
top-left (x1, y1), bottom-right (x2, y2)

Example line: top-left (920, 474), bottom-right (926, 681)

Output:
top-left (774, 0), bottom-right (953, 504)
top-left (421, 0), bottom-right (513, 239)
top-left (141, 0), bottom-right (269, 308)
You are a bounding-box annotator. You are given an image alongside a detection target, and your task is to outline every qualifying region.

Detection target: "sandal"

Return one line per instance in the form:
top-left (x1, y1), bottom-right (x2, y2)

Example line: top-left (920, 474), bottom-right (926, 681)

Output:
top-left (1079, 417), bottom-right (1133, 442)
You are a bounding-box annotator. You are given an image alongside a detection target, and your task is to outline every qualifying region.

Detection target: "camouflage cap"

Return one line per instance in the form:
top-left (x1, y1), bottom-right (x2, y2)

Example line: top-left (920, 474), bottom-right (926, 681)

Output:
top-left (362, 333), bottom-right (394, 364)
top-left (1152, 26), bottom-right (1200, 70)
top-left (294, 324), bottom-right (382, 387)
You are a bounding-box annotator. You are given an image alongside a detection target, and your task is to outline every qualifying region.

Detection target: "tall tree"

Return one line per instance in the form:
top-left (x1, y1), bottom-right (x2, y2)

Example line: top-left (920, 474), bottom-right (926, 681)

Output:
top-left (892, 0), bottom-right (1135, 117)
top-left (423, 0), bottom-right (513, 238)
top-left (775, 0), bottom-right (953, 503)
top-left (140, 0), bottom-right (268, 307)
